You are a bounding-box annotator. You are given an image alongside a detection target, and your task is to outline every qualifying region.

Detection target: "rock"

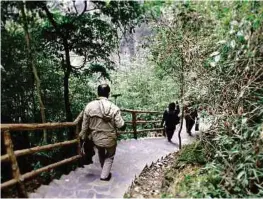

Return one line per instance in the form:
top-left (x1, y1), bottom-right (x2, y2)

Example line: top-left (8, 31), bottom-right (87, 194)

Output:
top-left (125, 152), bottom-right (179, 198)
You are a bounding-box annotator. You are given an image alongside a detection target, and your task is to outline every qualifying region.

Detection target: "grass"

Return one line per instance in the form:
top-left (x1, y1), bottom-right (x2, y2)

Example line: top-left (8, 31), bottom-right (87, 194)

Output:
top-left (161, 141), bottom-right (225, 197)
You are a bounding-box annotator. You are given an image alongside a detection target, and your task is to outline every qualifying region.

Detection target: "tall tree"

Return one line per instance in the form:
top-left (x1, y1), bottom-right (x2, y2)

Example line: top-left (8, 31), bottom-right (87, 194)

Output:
top-left (150, 2), bottom-right (214, 148)
top-left (32, 1), bottom-right (144, 126)
top-left (20, 2), bottom-right (48, 143)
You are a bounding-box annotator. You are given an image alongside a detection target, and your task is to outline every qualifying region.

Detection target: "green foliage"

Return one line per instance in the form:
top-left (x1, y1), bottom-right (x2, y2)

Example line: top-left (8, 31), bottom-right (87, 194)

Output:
top-left (110, 56), bottom-right (179, 133)
top-left (202, 125), bottom-right (263, 197)
top-left (111, 62), bottom-right (179, 111)
top-left (151, 1), bottom-right (263, 197)
top-left (143, 1), bottom-right (167, 19)
top-left (162, 143), bottom-right (216, 198)
top-left (160, 193), bottom-right (174, 198)
top-left (1, 1), bottom-right (263, 197)
top-left (0, 1), bottom-right (146, 192)
top-left (176, 168), bottom-right (224, 198)
top-left (177, 142), bottom-right (206, 166)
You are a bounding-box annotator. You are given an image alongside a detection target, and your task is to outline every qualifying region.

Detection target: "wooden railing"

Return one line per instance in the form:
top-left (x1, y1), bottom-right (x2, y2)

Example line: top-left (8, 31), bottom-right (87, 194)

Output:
top-left (0, 112), bottom-right (84, 197)
top-left (120, 109), bottom-right (163, 139)
top-left (0, 108), bottom-right (163, 197)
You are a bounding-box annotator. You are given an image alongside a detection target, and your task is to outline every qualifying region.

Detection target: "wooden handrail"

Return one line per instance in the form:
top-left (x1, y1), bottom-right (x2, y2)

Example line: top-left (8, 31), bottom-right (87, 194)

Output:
top-left (125, 120), bottom-right (162, 124)
top-left (1, 155), bottom-right (81, 190)
top-left (3, 130), bottom-right (27, 197)
top-left (0, 115), bottom-right (83, 195)
top-left (1, 139), bottom-right (78, 162)
top-left (137, 128), bottom-right (164, 133)
top-left (132, 112), bottom-right (137, 139)
top-left (0, 108), bottom-right (165, 196)
top-left (1, 179), bottom-right (17, 190)
top-left (0, 122), bottom-right (76, 131)
top-left (118, 128), bottom-right (164, 134)
top-left (1, 112), bottom-right (83, 132)
top-left (21, 155), bottom-right (81, 181)
top-left (121, 108), bottom-right (162, 114)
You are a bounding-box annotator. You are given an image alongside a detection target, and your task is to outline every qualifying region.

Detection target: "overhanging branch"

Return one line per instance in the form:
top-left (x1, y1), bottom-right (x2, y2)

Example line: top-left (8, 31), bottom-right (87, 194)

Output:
top-left (73, 0), bottom-right (78, 14)
top-left (70, 1), bottom-right (87, 24)
top-left (42, 5), bottom-right (65, 40)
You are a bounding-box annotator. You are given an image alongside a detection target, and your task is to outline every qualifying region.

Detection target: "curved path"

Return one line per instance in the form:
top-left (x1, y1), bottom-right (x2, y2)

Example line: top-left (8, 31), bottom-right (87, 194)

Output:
top-left (29, 119), bottom-right (205, 198)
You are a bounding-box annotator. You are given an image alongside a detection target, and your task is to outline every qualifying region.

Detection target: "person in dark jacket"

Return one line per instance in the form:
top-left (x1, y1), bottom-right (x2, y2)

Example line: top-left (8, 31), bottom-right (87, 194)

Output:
top-left (175, 101), bottom-right (180, 114)
top-left (161, 102), bottom-right (180, 142)
top-left (184, 102), bottom-right (198, 136)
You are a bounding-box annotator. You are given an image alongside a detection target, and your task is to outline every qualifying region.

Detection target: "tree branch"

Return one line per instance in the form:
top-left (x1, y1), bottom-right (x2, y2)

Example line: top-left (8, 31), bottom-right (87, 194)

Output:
top-left (79, 1), bottom-right (87, 16)
top-left (42, 5), bottom-right (65, 40)
top-left (73, 0), bottom-right (78, 14)
top-left (70, 1), bottom-right (87, 24)
top-left (86, 8), bottom-right (100, 12)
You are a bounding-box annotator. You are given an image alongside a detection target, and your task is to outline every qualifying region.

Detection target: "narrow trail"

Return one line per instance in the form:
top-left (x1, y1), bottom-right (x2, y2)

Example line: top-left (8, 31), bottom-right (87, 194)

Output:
top-left (29, 119), bottom-right (207, 198)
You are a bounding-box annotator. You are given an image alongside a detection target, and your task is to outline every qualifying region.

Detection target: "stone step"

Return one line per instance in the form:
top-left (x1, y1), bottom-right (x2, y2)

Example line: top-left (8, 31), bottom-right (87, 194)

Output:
top-left (29, 134), bottom-right (197, 198)
top-left (34, 185), bottom-right (51, 197)
top-left (28, 192), bottom-right (43, 198)
top-left (48, 179), bottom-right (63, 188)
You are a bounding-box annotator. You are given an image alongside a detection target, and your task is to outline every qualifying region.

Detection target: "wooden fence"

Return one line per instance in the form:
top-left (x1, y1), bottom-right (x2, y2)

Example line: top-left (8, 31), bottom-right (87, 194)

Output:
top-left (120, 109), bottom-right (163, 139)
top-left (0, 109), bottom-right (163, 197)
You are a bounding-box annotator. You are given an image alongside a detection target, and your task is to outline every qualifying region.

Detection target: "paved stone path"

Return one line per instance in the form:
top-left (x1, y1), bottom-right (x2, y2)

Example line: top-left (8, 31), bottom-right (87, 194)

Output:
top-left (29, 119), bottom-right (208, 198)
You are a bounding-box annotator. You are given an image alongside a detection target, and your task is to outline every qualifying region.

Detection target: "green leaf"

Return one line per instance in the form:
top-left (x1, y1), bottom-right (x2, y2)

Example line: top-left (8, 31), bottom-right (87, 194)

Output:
top-left (237, 171), bottom-right (245, 180)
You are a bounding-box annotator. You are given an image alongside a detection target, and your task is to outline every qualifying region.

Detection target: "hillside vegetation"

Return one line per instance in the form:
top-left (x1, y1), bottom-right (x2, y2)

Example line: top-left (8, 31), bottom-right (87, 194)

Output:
top-left (1, 1), bottom-right (263, 197)
top-left (148, 1), bottom-right (263, 197)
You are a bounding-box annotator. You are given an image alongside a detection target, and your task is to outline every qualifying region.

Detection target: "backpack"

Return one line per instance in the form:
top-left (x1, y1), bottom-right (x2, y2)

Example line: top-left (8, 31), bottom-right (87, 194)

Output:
top-left (165, 109), bottom-right (179, 128)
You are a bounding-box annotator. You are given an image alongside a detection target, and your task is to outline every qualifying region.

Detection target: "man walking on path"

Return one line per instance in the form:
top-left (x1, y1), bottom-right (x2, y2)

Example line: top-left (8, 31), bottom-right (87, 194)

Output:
top-left (79, 84), bottom-right (126, 181)
top-left (161, 102), bottom-right (180, 142)
top-left (184, 101), bottom-right (198, 136)
top-left (175, 101), bottom-right (180, 114)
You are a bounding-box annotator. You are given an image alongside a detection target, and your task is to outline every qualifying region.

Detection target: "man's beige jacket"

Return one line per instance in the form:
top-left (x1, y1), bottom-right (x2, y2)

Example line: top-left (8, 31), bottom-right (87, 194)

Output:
top-left (79, 97), bottom-right (124, 148)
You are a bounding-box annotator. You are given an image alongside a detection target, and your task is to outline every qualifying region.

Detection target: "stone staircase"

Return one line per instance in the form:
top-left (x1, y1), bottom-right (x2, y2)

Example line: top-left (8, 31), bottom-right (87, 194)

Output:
top-left (29, 120), bottom-right (200, 198)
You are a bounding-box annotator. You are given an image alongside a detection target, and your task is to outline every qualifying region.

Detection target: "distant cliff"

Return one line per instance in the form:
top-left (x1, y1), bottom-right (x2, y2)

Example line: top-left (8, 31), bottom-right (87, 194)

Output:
top-left (118, 22), bottom-right (154, 63)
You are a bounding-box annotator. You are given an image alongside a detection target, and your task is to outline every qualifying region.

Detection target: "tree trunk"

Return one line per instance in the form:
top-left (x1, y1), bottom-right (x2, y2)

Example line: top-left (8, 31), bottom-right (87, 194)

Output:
top-left (20, 2), bottom-right (47, 143)
top-left (63, 68), bottom-right (73, 123)
top-left (42, 4), bottom-right (73, 127)
top-left (178, 99), bottom-right (184, 149)
top-left (63, 38), bottom-right (75, 142)
top-left (42, 4), bottom-right (76, 174)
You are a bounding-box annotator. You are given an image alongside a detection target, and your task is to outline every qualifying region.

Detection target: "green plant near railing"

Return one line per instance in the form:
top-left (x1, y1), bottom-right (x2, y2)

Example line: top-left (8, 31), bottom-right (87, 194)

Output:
top-left (176, 168), bottom-right (224, 198)
top-left (161, 142), bottom-right (218, 197)
top-left (118, 133), bottom-right (134, 141)
top-left (177, 142), bottom-right (206, 166)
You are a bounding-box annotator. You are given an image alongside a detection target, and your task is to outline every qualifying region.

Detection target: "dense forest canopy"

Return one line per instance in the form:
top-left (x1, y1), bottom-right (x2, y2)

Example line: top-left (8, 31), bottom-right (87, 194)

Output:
top-left (1, 0), bottom-right (263, 198)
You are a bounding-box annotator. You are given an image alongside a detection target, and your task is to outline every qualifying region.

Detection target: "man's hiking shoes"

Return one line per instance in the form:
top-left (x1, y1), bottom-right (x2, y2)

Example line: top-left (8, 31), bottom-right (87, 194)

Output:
top-left (100, 173), bottom-right (112, 181)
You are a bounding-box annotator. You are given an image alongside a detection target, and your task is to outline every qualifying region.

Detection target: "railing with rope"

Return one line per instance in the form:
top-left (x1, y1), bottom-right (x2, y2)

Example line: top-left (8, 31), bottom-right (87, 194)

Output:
top-left (0, 108), bottom-right (163, 197)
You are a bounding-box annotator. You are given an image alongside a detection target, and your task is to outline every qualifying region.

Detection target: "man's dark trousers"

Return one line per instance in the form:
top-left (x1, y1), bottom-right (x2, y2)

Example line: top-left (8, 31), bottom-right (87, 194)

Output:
top-left (185, 117), bottom-right (195, 135)
top-left (165, 128), bottom-right (175, 141)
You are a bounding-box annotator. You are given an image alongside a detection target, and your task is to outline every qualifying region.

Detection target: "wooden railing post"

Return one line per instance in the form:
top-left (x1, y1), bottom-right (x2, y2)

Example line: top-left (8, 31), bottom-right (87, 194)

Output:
top-left (75, 121), bottom-right (82, 166)
top-left (3, 130), bottom-right (28, 198)
top-left (132, 112), bottom-right (137, 139)
top-left (75, 122), bottom-right (81, 155)
top-left (74, 111), bottom-right (83, 166)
